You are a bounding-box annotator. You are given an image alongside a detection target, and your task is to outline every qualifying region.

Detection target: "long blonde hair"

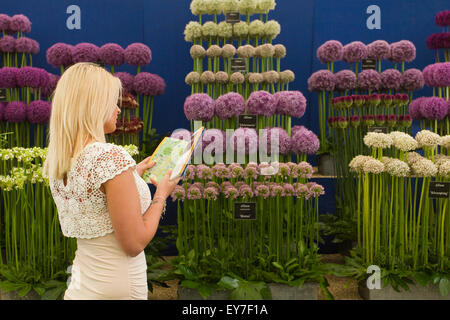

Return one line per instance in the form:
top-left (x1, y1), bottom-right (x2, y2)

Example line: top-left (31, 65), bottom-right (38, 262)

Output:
top-left (43, 63), bottom-right (122, 180)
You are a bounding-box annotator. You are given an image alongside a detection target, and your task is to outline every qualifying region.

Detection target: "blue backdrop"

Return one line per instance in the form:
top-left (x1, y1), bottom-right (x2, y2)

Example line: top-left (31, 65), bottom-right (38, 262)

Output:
top-left (2, 0), bottom-right (448, 252)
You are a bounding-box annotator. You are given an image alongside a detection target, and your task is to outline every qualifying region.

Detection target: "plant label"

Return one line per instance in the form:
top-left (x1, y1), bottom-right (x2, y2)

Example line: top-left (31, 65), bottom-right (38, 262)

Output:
top-left (238, 115), bottom-right (257, 129)
top-left (225, 12), bottom-right (241, 24)
top-left (368, 126), bottom-right (387, 133)
top-left (0, 88), bottom-right (7, 102)
top-left (429, 182), bottom-right (450, 199)
top-left (231, 58), bottom-right (247, 74)
top-left (234, 202), bottom-right (256, 220)
top-left (362, 59), bottom-right (377, 70)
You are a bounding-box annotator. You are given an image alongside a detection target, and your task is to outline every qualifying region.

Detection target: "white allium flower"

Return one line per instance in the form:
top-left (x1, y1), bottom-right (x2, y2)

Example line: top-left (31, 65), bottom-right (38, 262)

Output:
top-left (205, 0), bottom-right (223, 15)
top-left (406, 151), bottom-right (423, 166)
top-left (201, 71), bottom-right (216, 84)
top-left (185, 72), bottom-right (201, 85)
top-left (362, 158), bottom-right (385, 174)
top-left (390, 131), bottom-right (418, 152)
top-left (248, 20), bottom-right (265, 37)
top-left (263, 71), bottom-right (279, 84)
top-left (184, 22), bottom-right (203, 42)
top-left (363, 132), bottom-right (393, 149)
top-left (386, 159), bottom-right (410, 177)
top-left (123, 145), bottom-right (139, 156)
top-left (202, 22), bottom-right (218, 37)
top-left (438, 160), bottom-right (450, 179)
top-left (415, 130), bottom-right (441, 148)
top-left (217, 22), bottom-right (233, 38)
top-left (206, 45), bottom-right (223, 57)
top-left (260, 43), bottom-right (275, 57)
top-left (411, 158), bottom-right (438, 177)
top-left (349, 155), bottom-right (372, 174)
top-left (190, 45), bottom-right (206, 58)
top-left (274, 44), bottom-right (286, 58)
top-left (222, 44), bottom-right (236, 58)
top-left (381, 156), bottom-right (394, 165)
top-left (255, 0), bottom-right (276, 14)
top-left (248, 72), bottom-right (264, 84)
top-left (233, 22), bottom-right (249, 38)
top-left (280, 70), bottom-right (295, 83)
top-left (264, 20), bottom-right (281, 39)
top-left (222, 0), bottom-right (239, 13)
top-left (190, 0), bottom-right (208, 15)
top-left (239, 0), bottom-right (257, 14)
top-left (237, 45), bottom-right (255, 58)
top-left (440, 135), bottom-right (450, 149)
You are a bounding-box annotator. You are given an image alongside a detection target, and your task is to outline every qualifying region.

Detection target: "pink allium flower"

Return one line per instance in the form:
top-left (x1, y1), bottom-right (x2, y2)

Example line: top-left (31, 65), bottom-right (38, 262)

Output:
top-left (307, 70), bottom-right (335, 92)
top-left (228, 163), bottom-right (244, 179)
top-left (435, 10), bottom-right (450, 27)
top-left (334, 70), bottom-right (357, 91)
top-left (124, 43), bottom-right (152, 66)
top-left (170, 185), bottom-right (186, 202)
top-left (367, 40), bottom-right (390, 60)
top-left (399, 115), bottom-right (412, 128)
top-left (0, 35), bottom-right (15, 53)
top-left (192, 182), bottom-right (204, 193)
top-left (214, 92), bottom-right (245, 120)
top-left (421, 97), bottom-right (448, 120)
top-left (27, 100), bottom-right (51, 124)
top-left (296, 162), bottom-right (314, 179)
top-left (343, 41), bottom-right (368, 63)
top-left (409, 97), bottom-right (426, 120)
top-left (295, 183), bottom-right (311, 199)
top-left (380, 69), bottom-right (402, 91)
top-left (238, 184), bottom-right (254, 198)
top-left (255, 184), bottom-right (270, 199)
top-left (46, 43), bottom-right (73, 67)
top-left (390, 41), bottom-right (416, 63)
top-left (246, 91), bottom-right (276, 117)
top-left (433, 62), bottom-right (450, 87)
top-left (316, 40), bottom-right (343, 64)
top-left (9, 14), bottom-right (31, 33)
top-left (15, 37), bottom-right (34, 54)
top-left (375, 115), bottom-right (387, 126)
top-left (231, 128), bottom-right (258, 155)
top-left (133, 72), bottom-right (162, 96)
top-left (291, 126), bottom-right (320, 155)
top-left (196, 164), bottom-right (213, 180)
top-left (4, 101), bottom-right (27, 123)
top-left (183, 165), bottom-right (196, 180)
top-left (282, 183), bottom-right (295, 197)
top-left (308, 182), bottom-right (325, 197)
top-left (41, 74), bottom-right (60, 98)
top-left (186, 185), bottom-right (202, 200)
top-left (362, 115), bottom-right (375, 126)
top-left (387, 114), bottom-right (397, 127)
top-left (0, 67), bottom-right (18, 88)
top-left (223, 186), bottom-right (239, 200)
top-left (114, 72), bottom-right (135, 94)
top-left (401, 68), bottom-right (424, 91)
top-left (184, 93), bottom-right (214, 122)
top-left (260, 127), bottom-right (291, 155)
top-left (212, 163), bottom-right (230, 179)
top-left (0, 14), bottom-right (11, 32)
top-left (99, 43), bottom-right (124, 66)
top-left (423, 64), bottom-right (438, 87)
top-left (30, 39), bottom-right (40, 55)
top-left (291, 125), bottom-right (306, 137)
top-left (357, 69), bottom-right (382, 91)
top-left (243, 165), bottom-right (259, 179)
top-left (350, 115), bottom-right (361, 127)
top-left (202, 129), bottom-right (225, 154)
top-left (16, 66), bottom-right (41, 88)
top-left (204, 186), bottom-right (219, 200)
top-left (270, 183), bottom-right (283, 197)
top-left (72, 43), bottom-right (99, 63)
top-left (274, 91), bottom-right (307, 118)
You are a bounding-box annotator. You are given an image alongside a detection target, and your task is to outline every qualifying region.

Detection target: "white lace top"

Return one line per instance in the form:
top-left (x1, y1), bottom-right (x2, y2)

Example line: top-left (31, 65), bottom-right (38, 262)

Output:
top-left (49, 142), bottom-right (152, 239)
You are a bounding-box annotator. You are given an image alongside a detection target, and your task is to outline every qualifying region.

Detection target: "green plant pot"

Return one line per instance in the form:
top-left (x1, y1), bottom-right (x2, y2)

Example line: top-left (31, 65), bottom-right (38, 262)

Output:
top-left (317, 153), bottom-right (336, 176)
top-left (358, 280), bottom-right (450, 300)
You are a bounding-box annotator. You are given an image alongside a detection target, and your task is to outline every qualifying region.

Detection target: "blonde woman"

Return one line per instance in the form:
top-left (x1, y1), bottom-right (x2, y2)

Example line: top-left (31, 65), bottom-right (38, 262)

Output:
top-left (43, 63), bottom-right (180, 300)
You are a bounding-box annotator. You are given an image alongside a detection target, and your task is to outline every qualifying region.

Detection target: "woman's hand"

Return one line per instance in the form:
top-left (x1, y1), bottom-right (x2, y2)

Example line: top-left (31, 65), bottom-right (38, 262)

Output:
top-left (154, 170), bottom-right (181, 199)
top-left (136, 157), bottom-right (155, 178)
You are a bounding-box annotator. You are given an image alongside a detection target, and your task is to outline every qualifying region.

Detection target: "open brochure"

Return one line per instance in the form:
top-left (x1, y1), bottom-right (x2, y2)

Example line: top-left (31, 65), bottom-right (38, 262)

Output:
top-left (142, 127), bottom-right (205, 184)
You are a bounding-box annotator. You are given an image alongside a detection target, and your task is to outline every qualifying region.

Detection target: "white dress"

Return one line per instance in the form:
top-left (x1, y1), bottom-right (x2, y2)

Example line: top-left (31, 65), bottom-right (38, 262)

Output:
top-left (49, 142), bottom-right (152, 300)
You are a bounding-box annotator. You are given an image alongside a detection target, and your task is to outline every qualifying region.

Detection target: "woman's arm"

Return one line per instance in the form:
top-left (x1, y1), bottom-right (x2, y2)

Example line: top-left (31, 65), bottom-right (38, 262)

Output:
top-left (104, 169), bottom-right (179, 257)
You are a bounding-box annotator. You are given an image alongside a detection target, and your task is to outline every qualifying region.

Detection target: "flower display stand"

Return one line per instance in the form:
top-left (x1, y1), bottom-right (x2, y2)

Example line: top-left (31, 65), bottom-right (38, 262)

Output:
top-left (178, 282), bottom-right (318, 300)
top-left (358, 281), bottom-right (450, 300)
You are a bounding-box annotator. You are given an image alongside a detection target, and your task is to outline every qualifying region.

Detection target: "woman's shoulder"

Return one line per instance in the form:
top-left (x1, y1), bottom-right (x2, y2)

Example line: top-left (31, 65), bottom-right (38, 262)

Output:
top-left (84, 142), bottom-right (132, 160)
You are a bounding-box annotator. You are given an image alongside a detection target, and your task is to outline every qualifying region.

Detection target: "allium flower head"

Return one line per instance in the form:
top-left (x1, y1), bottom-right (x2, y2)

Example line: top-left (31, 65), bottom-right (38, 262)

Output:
top-left (363, 132), bottom-right (393, 149)
top-left (0, 14), bottom-right (11, 32)
top-left (334, 70), bottom-right (357, 91)
top-left (343, 41), bottom-right (367, 63)
top-left (296, 162), bottom-right (314, 179)
top-left (435, 10), bottom-right (450, 27)
top-left (406, 152), bottom-right (423, 166)
top-left (390, 40), bottom-right (416, 63)
top-left (411, 159), bottom-right (437, 177)
top-left (184, 22), bottom-right (203, 42)
top-left (350, 115), bottom-right (361, 127)
top-left (4, 101), bottom-right (27, 123)
top-left (256, 0), bottom-right (276, 14)
top-left (201, 71), bottom-right (216, 84)
top-left (233, 21), bottom-right (249, 38)
top-left (231, 128), bottom-right (258, 155)
top-left (184, 165), bottom-right (196, 180)
top-left (423, 64), bottom-right (439, 87)
top-left (217, 22), bottom-right (233, 38)
top-left (239, 0), bottom-right (257, 14)
top-left (0, 67), bottom-right (18, 88)
top-left (184, 94), bottom-right (214, 122)
top-left (205, 0), bottom-right (223, 15)
top-left (438, 160), bottom-right (450, 179)
top-left (228, 163), bottom-right (244, 179)
top-left (99, 43), bottom-right (124, 66)
top-left (124, 43), bottom-right (152, 66)
top-left (415, 130), bottom-right (441, 148)
top-left (249, 20), bottom-right (265, 38)
top-left (190, 0), bottom-right (208, 15)
top-left (0, 35), bottom-right (16, 53)
top-left (264, 20), bottom-right (281, 40)
top-left (281, 183), bottom-right (295, 197)
top-left (274, 44), bottom-right (286, 58)
top-left (223, 186), bottom-right (239, 199)
top-left (0, 102), bottom-right (5, 122)
top-left (433, 62), bottom-right (450, 87)
top-left (238, 184), bottom-right (254, 198)
top-left (16, 66), bottom-right (41, 88)
top-left (255, 184), bottom-right (270, 199)
top-left (280, 70), bottom-right (295, 84)
top-left (215, 71), bottom-right (229, 84)
top-left (349, 155), bottom-right (372, 174)
top-left (185, 72), bottom-right (201, 85)
top-left (274, 91), bottom-right (307, 118)
top-left (401, 68), bottom-right (424, 91)
top-left (222, 0), bottom-right (240, 13)
top-left (214, 92), bottom-right (245, 120)
top-left (204, 186), bottom-right (219, 200)
top-left (381, 69), bottom-right (402, 91)
top-left (421, 97), bottom-right (448, 120)
top-left (195, 164), bottom-right (213, 180)
top-left (362, 158), bottom-right (385, 174)
top-left (243, 165), bottom-right (259, 179)
top-left (114, 72), bottom-right (134, 94)
top-left (187, 185), bottom-right (202, 200)
top-left (440, 135), bottom-right (450, 149)
top-left (291, 127), bottom-right (320, 155)
top-left (260, 44), bottom-right (275, 57)
top-left (308, 182), bottom-right (325, 198)
top-left (71, 43), bottom-right (99, 63)
top-left (46, 43), bottom-right (73, 67)
top-left (246, 91), bottom-right (276, 116)
top-left (10, 14), bottom-right (31, 33)
top-left (409, 97), bottom-right (426, 120)
top-left (248, 72), bottom-right (263, 84)
top-left (30, 39), bottom-right (40, 55)
top-left (15, 37), bottom-right (34, 54)
top-left (375, 115), bottom-right (387, 126)
top-left (386, 159), bottom-right (410, 177)
top-left (230, 72), bottom-right (245, 84)
top-left (170, 186), bottom-right (186, 202)
top-left (262, 71), bottom-right (279, 84)
top-left (27, 100), bottom-right (51, 124)
top-left (202, 22), bottom-right (218, 38)
top-left (133, 72), bottom-right (164, 96)
top-left (316, 40), bottom-right (343, 64)
top-left (260, 127), bottom-right (291, 155)
top-left (390, 131), bottom-right (418, 152)
top-left (222, 44), bottom-right (236, 58)
top-left (367, 40), bottom-right (390, 60)
top-left (357, 69), bottom-right (382, 91)
top-left (307, 70), bottom-right (335, 92)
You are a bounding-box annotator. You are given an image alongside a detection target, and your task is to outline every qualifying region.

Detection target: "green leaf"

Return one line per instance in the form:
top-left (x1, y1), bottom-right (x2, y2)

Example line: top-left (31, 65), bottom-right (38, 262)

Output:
top-left (17, 285), bottom-right (32, 297)
top-left (290, 278), bottom-right (305, 288)
top-left (41, 287), bottom-right (65, 300)
top-left (181, 280), bottom-right (199, 289)
top-left (33, 286), bottom-right (46, 296)
top-left (413, 272), bottom-right (431, 287)
top-left (286, 263), bottom-right (300, 273)
top-left (229, 283), bottom-right (263, 300)
top-left (218, 276), bottom-right (239, 290)
top-left (197, 284), bottom-right (214, 300)
top-left (272, 262), bottom-right (284, 271)
top-left (439, 278), bottom-right (450, 297)
top-left (178, 265), bottom-right (196, 281)
top-left (433, 276), bottom-right (441, 285)
top-left (0, 281), bottom-right (24, 293)
top-left (285, 258), bottom-right (298, 267)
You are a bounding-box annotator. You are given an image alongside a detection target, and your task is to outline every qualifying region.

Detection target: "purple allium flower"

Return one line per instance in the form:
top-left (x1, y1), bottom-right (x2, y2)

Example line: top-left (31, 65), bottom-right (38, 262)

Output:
top-left (30, 39), bottom-right (39, 55)
top-left (334, 70), bottom-right (357, 91)
top-left (38, 69), bottom-right (50, 89)
top-left (308, 182), bottom-right (325, 197)
top-left (99, 43), bottom-right (124, 66)
top-left (238, 184), bottom-right (254, 198)
top-left (399, 114), bottom-right (412, 128)
top-left (357, 69), bottom-right (382, 91)
top-left (291, 127), bottom-right (320, 155)
top-left (124, 43), bottom-right (152, 66)
top-left (336, 116), bottom-right (348, 129)
top-left (9, 14), bottom-right (31, 33)
top-left (435, 10), bottom-right (450, 27)
top-left (270, 183), bottom-right (283, 197)
top-left (4, 101), bottom-right (26, 123)
top-left (433, 62), bottom-right (450, 87)
top-left (278, 163), bottom-right (291, 177)
top-left (381, 69), bottom-right (402, 91)
top-left (422, 64), bottom-right (438, 87)
top-left (295, 183), bottom-right (311, 199)
top-left (27, 100), bottom-right (51, 124)
top-left (202, 129), bottom-right (225, 154)
top-left (195, 164), bottom-right (213, 180)
top-left (186, 185), bottom-right (202, 200)
top-left (387, 114), bottom-right (397, 127)
top-left (362, 115), bottom-right (375, 127)
top-left (170, 185), bottom-right (186, 202)
top-left (41, 74), bottom-right (60, 98)
top-left (246, 91), bottom-right (276, 117)
top-left (72, 43), bottom-right (99, 63)
top-left (367, 40), bottom-right (390, 60)
top-left (223, 186), bottom-right (239, 200)
top-left (133, 72), bottom-right (162, 96)
top-left (307, 70), bottom-right (335, 92)
top-left (316, 40), bottom-right (343, 64)
top-left (273, 91), bottom-right (307, 118)
top-left (114, 72), bottom-right (135, 94)
top-left (409, 97), bottom-right (426, 120)
top-left (260, 127), bottom-right (291, 155)
top-left (401, 68), bottom-right (424, 91)
top-left (282, 183), bottom-right (295, 197)
top-left (184, 93), bottom-right (214, 122)
top-left (390, 41), bottom-right (416, 63)
top-left (375, 115), bottom-right (387, 126)
top-left (350, 115), bottom-right (361, 127)
top-left (0, 67), bottom-right (18, 88)
top-left (255, 184), bottom-right (270, 199)
top-left (204, 186), bottom-right (219, 200)
top-left (192, 182), bottom-right (204, 193)
top-left (214, 92), bottom-right (245, 120)
top-left (0, 14), bottom-right (11, 32)
top-left (421, 97), bottom-right (448, 120)
top-left (368, 94), bottom-right (381, 106)
top-left (343, 41), bottom-right (368, 63)
top-left (296, 162), bottom-right (314, 179)
top-left (16, 66), bottom-right (41, 88)
top-left (212, 163), bottom-right (230, 179)
top-left (328, 116), bottom-right (337, 129)
top-left (228, 163), bottom-right (244, 178)
top-left (206, 181), bottom-right (220, 190)
top-left (183, 165), bottom-right (196, 181)
top-left (231, 128), bottom-right (258, 155)
top-left (15, 37), bottom-right (34, 54)
top-left (46, 43), bottom-right (73, 68)
top-left (0, 35), bottom-right (15, 53)
top-left (291, 125), bottom-right (306, 137)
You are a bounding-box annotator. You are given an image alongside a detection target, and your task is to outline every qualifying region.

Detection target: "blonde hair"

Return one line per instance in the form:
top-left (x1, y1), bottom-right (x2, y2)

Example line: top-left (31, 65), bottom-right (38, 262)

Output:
top-left (43, 62), bottom-right (122, 180)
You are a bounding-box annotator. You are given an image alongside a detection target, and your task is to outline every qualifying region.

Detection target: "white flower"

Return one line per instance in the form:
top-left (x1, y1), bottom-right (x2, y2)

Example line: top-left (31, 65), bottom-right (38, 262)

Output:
top-left (233, 21), bottom-right (249, 38)
top-left (362, 158), bottom-right (385, 174)
top-left (385, 159), bottom-right (410, 177)
top-left (411, 158), bottom-right (437, 177)
top-left (255, 0), bottom-right (276, 14)
top-left (434, 154), bottom-right (450, 167)
top-left (406, 151), bottom-right (423, 166)
top-left (264, 20), bottom-right (281, 39)
top-left (222, 0), bottom-right (239, 13)
top-left (390, 131), bottom-right (418, 152)
top-left (248, 20), bottom-right (265, 37)
top-left (190, 0), bottom-right (208, 15)
top-left (205, 0), bottom-right (222, 15)
top-left (239, 0), bottom-right (257, 14)
top-left (438, 160), bottom-right (450, 179)
top-left (363, 132), bottom-right (393, 149)
top-left (440, 136), bottom-right (450, 149)
top-left (202, 22), bottom-right (218, 37)
top-left (184, 22), bottom-right (203, 42)
top-left (415, 130), bottom-right (441, 148)
top-left (381, 156), bottom-right (395, 166)
top-left (349, 155), bottom-right (372, 174)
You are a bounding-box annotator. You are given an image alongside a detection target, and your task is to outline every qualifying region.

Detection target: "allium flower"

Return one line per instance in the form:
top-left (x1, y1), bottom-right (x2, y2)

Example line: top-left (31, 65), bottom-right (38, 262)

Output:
top-left (222, 0), bottom-right (240, 13)
top-left (231, 128), bottom-right (258, 155)
top-left (46, 43), bottom-right (73, 68)
top-left (406, 152), bottom-right (423, 166)
top-left (248, 72), bottom-right (264, 84)
top-left (291, 127), bottom-right (320, 155)
top-left (171, 129), bottom-right (192, 142)
top-left (99, 43), bottom-right (124, 66)
top-left (280, 70), bottom-right (295, 84)
top-left (390, 41), bottom-right (416, 63)
top-left (170, 185), bottom-right (186, 202)
top-left (423, 64), bottom-right (439, 87)
top-left (4, 101), bottom-right (27, 123)
top-left (10, 14), bottom-right (31, 33)
top-left (308, 182), bottom-right (325, 198)
top-left (409, 97), bottom-right (426, 120)
top-left (114, 72), bottom-right (134, 94)
top-left (0, 67), bottom-right (18, 88)
top-left (204, 0), bottom-right (222, 15)
top-left (381, 69), bottom-right (402, 91)
top-left (212, 164), bottom-right (230, 179)
top-left (350, 115), bottom-right (361, 127)
top-left (400, 115), bottom-right (412, 128)
top-left (185, 72), bottom-right (201, 85)
top-left (264, 20), bottom-right (281, 40)
top-left (433, 62), bottom-right (450, 87)
top-left (343, 41), bottom-right (367, 63)
top-left (238, 184), bottom-right (254, 198)
top-left (206, 45), bottom-right (222, 58)
top-left (228, 163), bottom-right (244, 178)
top-left (184, 94), bottom-right (214, 122)
top-left (349, 155), bottom-right (372, 174)
top-left (233, 21), bottom-right (249, 38)
top-left (269, 183), bottom-right (283, 197)
top-left (367, 40), bottom-right (390, 60)
top-left (363, 132), bottom-right (393, 149)
top-left (357, 69), bottom-right (382, 91)
top-left (411, 159), bottom-right (437, 177)
top-left (214, 92), bottom-right (245, 120)
top-left (217, 22), bottom-right (233, 38)
top-left (222, 44), bottom-right (236, 58)
top-left (230, 72), bottom-right (245, 84)
top-left (274, 44), bottom-right (286, 58)
top-left (201, 71), bottom-right (216, 84)
top-left (202, 22), bottom-right (218, 38)
top-left (184, 165), bottom-right (196, 180)
top-left (316, 40), bottom-right (343, 64)
top-left (0, 14), bottom-right (11, 32)
top-left (375, 115), bottom-right (387, 126)
top-left (281, 183), bottom-right (295, 197)
top-left (296, 162), bottom-right (314, 179)
top-left (239, 0), bottom-right (257, 15)
top-left (415, 130), bottom-right (441, 147)
top-left (243, 165), bottom-right (259, 179)
top-left (435, 10), bottom-right (450, 27)
top-left (30, 39), bottom-right (39, 55)
top-left (249, 20), bottom-right (265, 38)
top-left (0, 35), bottom-right (16, 53)
top-left (187, 185), bottom-right (202, 200)
top-left (71, 43), bottom-right (99, 63)
top-left (190, 0), bottom-right (208, 15)
top-left (274, 91), bottom-right (307, 118)
top-left (237, 45), bottom-right (255, 58)
top-left (223, 186), bottom-right (239, 199)
top-left (256, 0), bottom-right (276, 14)
top-left (260, 127), bottom-right (291, 155)
top-left (196, 164), bottom-right (213, 180)
top-left (204, 186), bottom-right (219, 200)
top-left (386, 159), bottom-right (410, 177)
top-left (262, 71), bottom-right (279, 84)
top-left (334, 70), bottom-right (357, 91)
top-left (133, 72), bottom-right (165, 96)
top-left (124, 43), bottom-right (152, 66)
top-left (16, 66), bottom-right (41, 88)
top-left (202, 129), bottom-right (225, 154)
top-left (440, 136), bottom-right (450, 149)
top-left (184, 22), bottom-right (203, 42)
top-left (401, 68), bottom-right (424, 91)
top-left (215, 71), bottom-right (229, 84)
top-left (421, 97), bottom-right (448, 120)
top-left (307, 70), bottom-right (335, 92)
top-left (389, 131), bottom-right (418, 152)
top-left (15, 37), bottom-right (34, 54)
top-left (362, 158), bottom-right (385, 174)
top-left (246, 91), bottom-right (276, 116)
top-left (255, 184), bottom-right (270, 199)
top-left (27, 100), bottom-right (51, 124)
top-left (362, 115), bottom-right (375, 127)
top-left (438, 160), bottom-right (450, 179)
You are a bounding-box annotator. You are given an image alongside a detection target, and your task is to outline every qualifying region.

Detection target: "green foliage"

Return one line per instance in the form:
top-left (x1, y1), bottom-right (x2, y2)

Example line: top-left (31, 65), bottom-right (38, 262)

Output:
top-left (319, 212), bottom-right (357, 244)
top-left (139, 129), bottom-right (169, 161)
